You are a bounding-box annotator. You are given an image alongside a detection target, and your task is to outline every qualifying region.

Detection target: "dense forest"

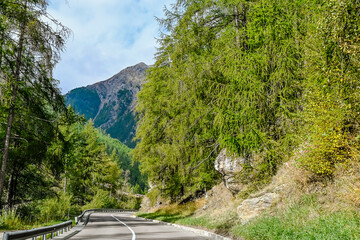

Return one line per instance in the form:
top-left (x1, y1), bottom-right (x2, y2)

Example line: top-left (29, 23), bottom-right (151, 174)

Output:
top-left (134, 0), bottom-right (360, 201)
top-left (0, 0), bottom-right (142, 229)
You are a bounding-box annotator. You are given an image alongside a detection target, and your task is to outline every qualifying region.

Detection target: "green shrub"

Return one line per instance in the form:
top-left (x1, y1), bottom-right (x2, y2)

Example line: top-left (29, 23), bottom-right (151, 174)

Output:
top-left (298, 93), bottom-right (356, 176)
top-left (82, 189), bottom-right (118, 210)
top-left (0, 209), bottom-right (23, 229)
top-left (39, 193), bottom-right (72, 222)
top-left (146, 187), bottom-right (161, 206)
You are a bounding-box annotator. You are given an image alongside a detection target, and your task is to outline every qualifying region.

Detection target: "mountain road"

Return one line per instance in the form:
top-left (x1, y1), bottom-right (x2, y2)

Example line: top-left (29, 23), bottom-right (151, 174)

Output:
top-left (68, 212), bottom-right (211, 240)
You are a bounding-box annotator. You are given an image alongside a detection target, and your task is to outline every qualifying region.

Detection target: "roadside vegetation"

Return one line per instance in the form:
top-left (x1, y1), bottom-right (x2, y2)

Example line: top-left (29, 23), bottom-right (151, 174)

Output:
top-left (0, 208), bottom-right (66, 230)
top-left (138, 193), bottom-right (360, 240)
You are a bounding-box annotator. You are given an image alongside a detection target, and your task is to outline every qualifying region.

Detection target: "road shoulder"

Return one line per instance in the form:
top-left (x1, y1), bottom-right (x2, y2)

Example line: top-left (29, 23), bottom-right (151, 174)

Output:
top-left (136, 216), bottom-right (232, 240)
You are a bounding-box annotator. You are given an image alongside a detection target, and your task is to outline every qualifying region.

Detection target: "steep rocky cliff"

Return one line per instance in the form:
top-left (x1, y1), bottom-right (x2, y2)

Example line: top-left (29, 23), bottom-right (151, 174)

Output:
top-left (65, 62), bottom-right (149, 147)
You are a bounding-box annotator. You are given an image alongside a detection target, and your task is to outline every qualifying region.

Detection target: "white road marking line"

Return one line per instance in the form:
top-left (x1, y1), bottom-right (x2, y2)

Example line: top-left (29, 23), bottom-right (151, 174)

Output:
top-left (111, 214), bottom-right (136, 240)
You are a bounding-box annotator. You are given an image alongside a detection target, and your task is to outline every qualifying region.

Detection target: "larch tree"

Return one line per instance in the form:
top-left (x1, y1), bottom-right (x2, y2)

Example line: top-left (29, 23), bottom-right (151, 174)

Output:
top-left (135, 0), bottom-right (311, 199)
top-left (0, 0), bottom-right (70, 206)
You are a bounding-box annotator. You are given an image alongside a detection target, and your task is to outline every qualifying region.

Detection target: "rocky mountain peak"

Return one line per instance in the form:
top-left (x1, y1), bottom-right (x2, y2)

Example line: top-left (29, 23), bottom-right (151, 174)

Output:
top-left (65, 63), bottom-right (149, 148)
top-left (93, 62), bottom-right (148, 90)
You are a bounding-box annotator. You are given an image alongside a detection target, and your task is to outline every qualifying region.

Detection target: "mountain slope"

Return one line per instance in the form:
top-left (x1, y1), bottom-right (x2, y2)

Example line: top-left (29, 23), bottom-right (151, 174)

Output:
top-left (65, 62), bottom-right (149, 147)
top-left (96, 130), bottom-right (147, 192)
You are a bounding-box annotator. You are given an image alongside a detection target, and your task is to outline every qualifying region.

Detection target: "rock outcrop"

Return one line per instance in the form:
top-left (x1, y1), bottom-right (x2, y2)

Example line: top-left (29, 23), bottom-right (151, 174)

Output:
top-left (214, 149), bottom-right (282, 223)
top-left (237, 192), bottom-right (280, 224)
top-left (214, 149), bottom-right (247, 194)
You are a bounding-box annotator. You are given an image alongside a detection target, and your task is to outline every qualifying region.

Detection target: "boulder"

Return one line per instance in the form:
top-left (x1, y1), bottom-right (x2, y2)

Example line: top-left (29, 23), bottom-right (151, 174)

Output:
top-left (140, 195), bottom-right (152, 211)
top-left (237, 192), bottom-right (280, 224)
top-left (214, 149), bottom-right (247, 194)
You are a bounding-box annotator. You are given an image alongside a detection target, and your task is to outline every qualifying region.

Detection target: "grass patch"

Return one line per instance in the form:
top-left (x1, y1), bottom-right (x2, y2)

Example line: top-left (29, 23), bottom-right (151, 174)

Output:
top-left (138, 194), bottom-right (360, 239)
top-left (137, 201), bottom-right (237, 235)
top-left (231, 195), bottom-right (360, 240)
top-left (137, 201), bottom-right (201, 223)
top-left (176, 214), bottom-right (237, 233)
top-left (0, 209), bottom-right (73, 231)
top-left (137, 212), bottom-right (184, 223)
top-left (0, 219), bottom-right (70, 231)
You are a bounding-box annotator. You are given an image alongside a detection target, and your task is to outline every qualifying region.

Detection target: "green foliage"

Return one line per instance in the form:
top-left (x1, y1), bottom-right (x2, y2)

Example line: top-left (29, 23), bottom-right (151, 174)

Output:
top-left (146, 187), bottom-right (161, 206)
top-left (0, 1), bottom-right (141, 230)
top-left (107, 111), bottom-right (137, 148)
top-left (38, 193), bottom-right (72, 222)
top-left (96, 130), bottom-right (148, 191)
top-left (0, 0), bottom-right (70, 208)
top-left (0, 209), bottom-right (22, 230)
top-left (93, 102), bottom-right (114, 127)
top-left (298, 0), bottom-right (360, 176)
top-left (0, 207), bottom-right (72, 230)
top-left (82, 189), bottom-right (118, 209)
top-left (176, 216), bottom-right (232, 230)
top-left (135, 0), bottom-right (306, 200)
top-left (117, 194), bottom-right (142, 210)
top-left (134, 0), bottom-right (360, 201)
top-left (0, 0), bottom-right (359, 231)
top-left (299, 97), bottom-right (353, 175)
top-left (66, 87), bottom-right (101, 120)
top-left (62, 120), bottom-right (123, 205)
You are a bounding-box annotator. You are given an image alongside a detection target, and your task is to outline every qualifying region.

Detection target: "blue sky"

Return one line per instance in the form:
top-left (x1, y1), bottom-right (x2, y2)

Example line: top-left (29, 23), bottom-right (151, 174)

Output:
top-left (48, 0), bottom-right (174, 93)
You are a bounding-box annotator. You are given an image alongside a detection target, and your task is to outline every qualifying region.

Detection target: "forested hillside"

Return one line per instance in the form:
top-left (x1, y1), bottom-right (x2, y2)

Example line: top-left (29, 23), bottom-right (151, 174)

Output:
top-left (0, 0), bottom-right (141, 229)
top-left (96, 131), bottom-right (147, 192)
top-left (134, 0), bottom-right (360, 201)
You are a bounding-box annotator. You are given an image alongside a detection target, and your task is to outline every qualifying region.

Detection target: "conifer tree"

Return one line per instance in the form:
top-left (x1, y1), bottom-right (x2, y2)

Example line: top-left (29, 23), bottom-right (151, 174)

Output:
top-left (0, 0), bottom-right (70, 205)
top-left (135, 0), bottom-right (308, 199)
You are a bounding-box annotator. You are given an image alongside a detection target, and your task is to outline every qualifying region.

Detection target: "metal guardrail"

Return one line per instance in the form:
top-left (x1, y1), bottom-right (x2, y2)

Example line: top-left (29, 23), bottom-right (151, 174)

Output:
top-left (2, 209), bottom-right (136, 240)
top-left (3, 220), bottom-right (72, 240)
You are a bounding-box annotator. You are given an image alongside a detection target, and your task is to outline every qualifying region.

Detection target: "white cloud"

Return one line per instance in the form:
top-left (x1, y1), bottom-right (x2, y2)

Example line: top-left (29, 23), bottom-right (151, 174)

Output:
top-left (48, 0), bottom-right (174, 93)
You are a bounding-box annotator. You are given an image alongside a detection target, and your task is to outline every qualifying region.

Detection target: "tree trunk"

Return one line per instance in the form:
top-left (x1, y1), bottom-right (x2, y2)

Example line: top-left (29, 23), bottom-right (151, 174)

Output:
top-left (234, 4), bottom-right (248, 50)
top-left (0, 42), bottom-right (2, 68)
top-left (64, 168), bottom-right (68, 194)
top-left (234, 6), bottom-right (240, 48)
top-left (241, 4), bottom-right (248, 50)
top-left (0, 15), bottom-right (26, 207)
top-left (5, 167), bottom-right (15, 209)
top-left (0, 32), bottom-right (4, 100)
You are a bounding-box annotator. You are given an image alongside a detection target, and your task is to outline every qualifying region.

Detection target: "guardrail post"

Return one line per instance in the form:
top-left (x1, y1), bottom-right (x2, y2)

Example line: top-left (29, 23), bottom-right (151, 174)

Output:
top-left (43, 234), bottom-right (46, 239)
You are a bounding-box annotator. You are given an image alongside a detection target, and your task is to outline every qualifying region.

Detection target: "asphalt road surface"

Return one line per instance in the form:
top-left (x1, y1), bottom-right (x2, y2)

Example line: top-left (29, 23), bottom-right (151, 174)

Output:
top-left (69, 212), bottom-right (211, 240)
